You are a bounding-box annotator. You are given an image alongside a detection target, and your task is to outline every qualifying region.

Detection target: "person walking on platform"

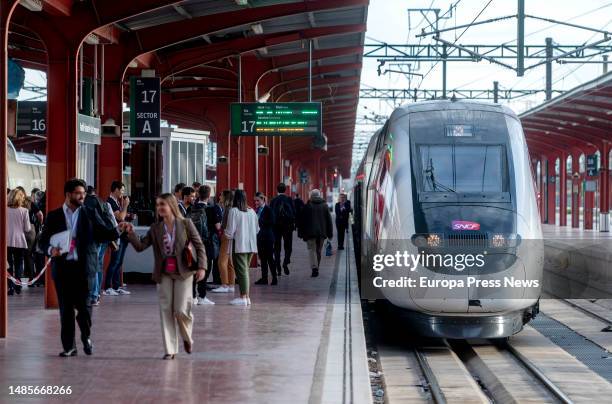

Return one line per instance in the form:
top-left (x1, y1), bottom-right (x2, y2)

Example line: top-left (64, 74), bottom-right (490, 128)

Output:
top-left (297, 189), bottom-right (333, 278)
top-left (254, 193), bottom-right (276, 286)
top-left (178, 186), bottom-right (196, 217)
top-left (191, 185), bottom-right (221, 305)
top-left (270, 183), bottom-right (295, 276)
top-left (84, 186), bottom-right (118, 306)
top-left (39, 179), bottom-right (122, 357)
top-left (334, 193), bottom-right (352, 250)
top-left (224, 190), bottom-right (259, 306)
top-left (103, 181), bottom-right (132, 296)
top-left (126, 193), bottom-right (206, 360)
top-left (7, 188), bottom-right (31, 295)
top-left (211, 190), bottom-right (235, 294)
top-left (293, 193), bottom-right (305, 225)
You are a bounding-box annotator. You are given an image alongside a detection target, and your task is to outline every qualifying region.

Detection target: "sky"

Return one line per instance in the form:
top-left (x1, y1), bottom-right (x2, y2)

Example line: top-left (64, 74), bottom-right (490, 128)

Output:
top-left (352, 0), bottom-right (612, 174)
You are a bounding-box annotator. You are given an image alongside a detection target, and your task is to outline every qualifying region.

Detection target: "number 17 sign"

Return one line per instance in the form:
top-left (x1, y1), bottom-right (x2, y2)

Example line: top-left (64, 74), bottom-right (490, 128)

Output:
top-left (130, 76), bottom-right (161, 138)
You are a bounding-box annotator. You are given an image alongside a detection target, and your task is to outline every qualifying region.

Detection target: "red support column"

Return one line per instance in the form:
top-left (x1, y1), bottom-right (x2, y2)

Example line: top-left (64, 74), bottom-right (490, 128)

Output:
top-left (98, 81), bottom-right (123, 197)
top-left (539, 156), bottom-right (546, 221)
top-left (45, 45), bottom-right (80, 308)
top-left (571, 155), bottom-right (580, 228)
top-left (313, 152), bottom-right (321, 189)
top-left (600, 144), bottom-right (610, 231)
top-left (229, 135), bottom-right (240, 189)
top-left (584, 185), bottom-right (594, 230)
top-left (546, 157), bottom-right (556, 225)
top-left (99, 46), bottom-right (126, 197)
top-left (559, 153), bottom-right (567, 226)
top-left (272, 136), bottom-right (281, 189)
top-left (0, 0), bottom-right (19, 338)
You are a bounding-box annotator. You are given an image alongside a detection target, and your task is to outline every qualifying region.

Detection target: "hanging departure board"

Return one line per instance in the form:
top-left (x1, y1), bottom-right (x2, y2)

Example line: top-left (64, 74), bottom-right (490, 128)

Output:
top-left (230, 102), bottom-right (322, 136)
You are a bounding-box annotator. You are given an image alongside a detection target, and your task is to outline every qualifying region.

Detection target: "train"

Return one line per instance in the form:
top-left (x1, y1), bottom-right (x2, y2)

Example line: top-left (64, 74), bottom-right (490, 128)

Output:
top-left (7, 139), bottom-right (46, 191)
top-left (352, 100), bottom-right (544, 339)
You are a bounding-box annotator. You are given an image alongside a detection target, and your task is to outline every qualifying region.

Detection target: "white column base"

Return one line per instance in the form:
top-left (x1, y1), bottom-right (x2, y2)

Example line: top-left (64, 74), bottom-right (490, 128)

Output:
top-left (600, 212), bottom-right (609, 232)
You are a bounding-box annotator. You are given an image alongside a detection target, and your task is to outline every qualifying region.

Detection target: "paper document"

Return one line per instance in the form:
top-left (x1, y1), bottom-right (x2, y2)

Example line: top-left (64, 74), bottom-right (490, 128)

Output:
top-left (49, 230), bottom-right (71, 254)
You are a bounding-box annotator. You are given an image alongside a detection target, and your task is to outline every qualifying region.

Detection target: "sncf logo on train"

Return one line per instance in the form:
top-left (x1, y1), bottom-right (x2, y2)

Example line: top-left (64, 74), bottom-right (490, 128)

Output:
top-left (452, 220), bottom-right (481, 231)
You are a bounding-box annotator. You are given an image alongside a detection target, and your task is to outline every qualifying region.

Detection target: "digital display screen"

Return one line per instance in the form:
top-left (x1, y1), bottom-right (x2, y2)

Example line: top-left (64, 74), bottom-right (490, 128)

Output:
top-left (445, 124), bottom-right (474, 137)
top-left (230, 102), bottom-right (322, 136)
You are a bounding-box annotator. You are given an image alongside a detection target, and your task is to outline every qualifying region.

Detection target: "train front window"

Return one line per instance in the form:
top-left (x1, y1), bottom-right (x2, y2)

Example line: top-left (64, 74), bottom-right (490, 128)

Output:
top-left (419, 144), bottom-right (507, 193)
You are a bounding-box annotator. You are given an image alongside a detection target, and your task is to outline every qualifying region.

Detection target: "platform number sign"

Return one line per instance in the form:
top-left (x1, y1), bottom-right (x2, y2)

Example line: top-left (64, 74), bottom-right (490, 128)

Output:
top-left (17, 101), bottom-right (46, 136)
top-left (586, 154), bottom-right (599, 177)
top-left (130, 76), bottom-right (160, 138)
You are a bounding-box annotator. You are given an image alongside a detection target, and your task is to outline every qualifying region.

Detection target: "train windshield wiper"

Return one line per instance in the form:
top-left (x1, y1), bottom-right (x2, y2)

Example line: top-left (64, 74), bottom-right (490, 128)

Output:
top-left (425, 159), bottom-right (456, 193)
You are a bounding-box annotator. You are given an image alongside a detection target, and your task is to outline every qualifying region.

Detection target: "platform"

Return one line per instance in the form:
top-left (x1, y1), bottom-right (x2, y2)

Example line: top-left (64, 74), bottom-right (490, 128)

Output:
top-left (0, 236), bottom-right (370, 404)
top-left (542, 224), bottom-right (612, 300)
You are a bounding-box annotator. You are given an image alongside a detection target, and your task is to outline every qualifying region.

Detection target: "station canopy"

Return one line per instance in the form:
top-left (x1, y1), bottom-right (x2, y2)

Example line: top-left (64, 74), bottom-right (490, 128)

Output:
top-left (8, 0), bottom-right (369, 177)
top-left (521, 71), bottom-right (612, 159)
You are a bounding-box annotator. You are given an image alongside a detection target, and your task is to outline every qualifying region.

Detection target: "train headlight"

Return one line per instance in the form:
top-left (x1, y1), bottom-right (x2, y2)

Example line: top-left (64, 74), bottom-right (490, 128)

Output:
top-left (427, 234), bottom-right (442, 247)
top-left (491, 234), bottom-right (506, 248)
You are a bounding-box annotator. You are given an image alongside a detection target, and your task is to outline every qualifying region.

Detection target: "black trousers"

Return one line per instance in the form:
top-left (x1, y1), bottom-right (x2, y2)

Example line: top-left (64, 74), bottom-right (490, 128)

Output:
top-left (257, 239), bottom-right (276, 280)
top-left (194, 254), bottom-right (218, 298)
top-left (336, 222), bottom-right (348, 248)
top-left (53, 260), bottom-right (92, 352)
top-left (273, 227), bottom-right (293, 270)
top-left (7, 247), bottom-right (26, 292)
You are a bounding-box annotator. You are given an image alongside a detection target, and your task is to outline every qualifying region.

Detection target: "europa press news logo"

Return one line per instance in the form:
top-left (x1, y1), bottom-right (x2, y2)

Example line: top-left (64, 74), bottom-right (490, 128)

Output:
top-left (452, 220), bottom-right (480, 231)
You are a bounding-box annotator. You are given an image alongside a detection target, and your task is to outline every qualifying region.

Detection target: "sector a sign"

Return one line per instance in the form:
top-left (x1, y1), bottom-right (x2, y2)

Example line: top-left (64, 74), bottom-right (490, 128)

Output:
top-left (129, 76), bottom-right (160, 137)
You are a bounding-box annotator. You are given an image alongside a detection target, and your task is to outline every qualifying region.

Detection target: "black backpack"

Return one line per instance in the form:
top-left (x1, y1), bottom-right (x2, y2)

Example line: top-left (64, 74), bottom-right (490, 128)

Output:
top-left (277, 198), bottom-right (295, 224)
top-left (189, 204), bottom-right (209, 242)
top-left (86, 195), bottom-right (121, 243)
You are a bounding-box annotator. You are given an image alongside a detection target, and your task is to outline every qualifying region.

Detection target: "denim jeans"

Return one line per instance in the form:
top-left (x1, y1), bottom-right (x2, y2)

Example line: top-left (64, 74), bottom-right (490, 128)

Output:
top-left (89, 243), bottom-right (107, 300)
top-left (104, 239), bottom-right (127, 290)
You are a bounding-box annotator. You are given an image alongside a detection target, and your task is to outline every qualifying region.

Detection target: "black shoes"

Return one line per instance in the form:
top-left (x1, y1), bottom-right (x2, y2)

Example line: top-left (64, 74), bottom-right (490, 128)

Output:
top-left (276, 268), bottom-right (282, 277)
top-left (163, 354), bottom-right (175, 360)
top-left (283, 264), bottom-right (290, 275)
top-left (83, 339), bottom-right (93, 355)
top-left (270, 278), bottom-right (278, 285)
top-left (183, 340), bottom-right (192, 354)
top-left (311, 268), bottom-right (319, 277)
top-left (7, 289), bottom-right (14, 296)
top-left (59, 348), bottom-right (77, 357)
top-left (255, 278), bottom-right (268, 285)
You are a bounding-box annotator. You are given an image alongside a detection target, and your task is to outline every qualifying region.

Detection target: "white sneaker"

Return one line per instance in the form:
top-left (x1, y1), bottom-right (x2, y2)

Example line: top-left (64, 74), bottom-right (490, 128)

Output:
top-left (229, 298), bottom-right (248, 306)
top-left (247, 298), bottom-right (252, 305)
top-left (211, 286), bottom-right (230, 293)
top-left (117, 288), bottom-right (131, 295)
top-left (103, 288), bottom-right (119, 296)
top-left (197, 297), bottom-right (215, 305)
top-left (228, 286), bottom-right (235, 292)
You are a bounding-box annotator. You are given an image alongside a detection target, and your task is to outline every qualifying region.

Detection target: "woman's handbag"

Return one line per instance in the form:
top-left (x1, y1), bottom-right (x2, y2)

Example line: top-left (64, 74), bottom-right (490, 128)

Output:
top-left (325, 239), bottom-right (333, 256)
top-left (183, 242), bottom-right (197, 270)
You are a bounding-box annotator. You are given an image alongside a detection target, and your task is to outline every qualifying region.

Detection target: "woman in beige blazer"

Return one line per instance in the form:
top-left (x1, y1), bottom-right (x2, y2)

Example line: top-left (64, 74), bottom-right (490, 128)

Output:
top-left (127, 193), bottom-right (206, 359)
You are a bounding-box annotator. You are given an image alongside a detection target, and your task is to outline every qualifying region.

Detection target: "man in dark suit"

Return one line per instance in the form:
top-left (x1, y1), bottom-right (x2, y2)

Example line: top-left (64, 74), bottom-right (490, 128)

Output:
top-left (254, 192), bottom-right (276, 285)
top-left (39, 179), bottom-right (121, 357)
top-left (269, 183), bottom-right (295, 276)
top-left (334, 193), bottom-right (352, 250)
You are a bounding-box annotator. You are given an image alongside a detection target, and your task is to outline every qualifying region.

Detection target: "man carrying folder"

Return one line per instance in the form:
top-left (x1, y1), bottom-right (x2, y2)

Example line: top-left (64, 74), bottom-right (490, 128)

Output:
top-left (39, 179), bottom-right (123, 357)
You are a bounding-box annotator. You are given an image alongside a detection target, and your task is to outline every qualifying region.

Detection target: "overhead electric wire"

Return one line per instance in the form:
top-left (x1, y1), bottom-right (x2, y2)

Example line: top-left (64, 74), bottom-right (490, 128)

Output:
top-left (417, 0), bottom-right (494, 90)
